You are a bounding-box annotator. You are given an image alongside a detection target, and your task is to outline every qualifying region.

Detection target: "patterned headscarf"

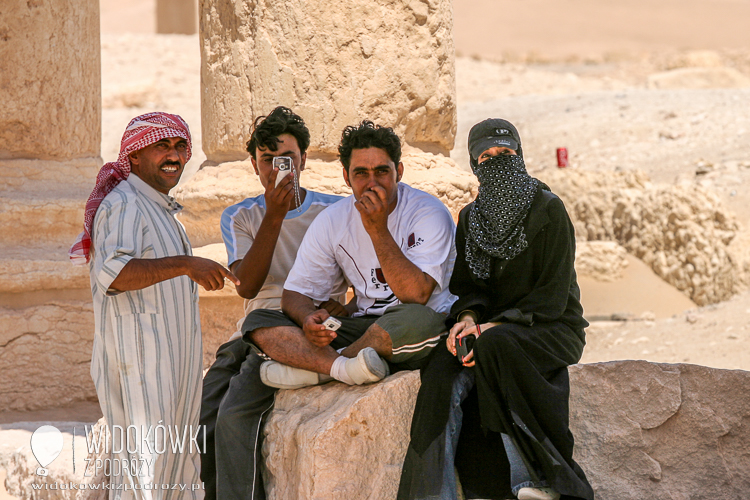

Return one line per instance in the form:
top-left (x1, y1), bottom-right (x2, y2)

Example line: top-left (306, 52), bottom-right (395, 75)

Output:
top-left (466, 154), bottom-right (539, 279)
top-left (68, 112), bottom-right (192, 265)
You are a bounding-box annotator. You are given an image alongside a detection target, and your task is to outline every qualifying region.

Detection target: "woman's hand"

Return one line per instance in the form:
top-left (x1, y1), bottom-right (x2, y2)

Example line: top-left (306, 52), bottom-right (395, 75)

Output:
top-left (447, 319), bottom-right (474, 357)
top-left (449, 321), bottom-right (501, 367)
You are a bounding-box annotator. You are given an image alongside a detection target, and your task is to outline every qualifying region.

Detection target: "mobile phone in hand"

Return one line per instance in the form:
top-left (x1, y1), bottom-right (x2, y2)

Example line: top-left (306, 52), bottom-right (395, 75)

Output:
top-left (322, 317), bottom-right (342, 332)
top-left (455, 334), bottom-right (476, 361)
top-left (273, 156), bottom-right (293, 187)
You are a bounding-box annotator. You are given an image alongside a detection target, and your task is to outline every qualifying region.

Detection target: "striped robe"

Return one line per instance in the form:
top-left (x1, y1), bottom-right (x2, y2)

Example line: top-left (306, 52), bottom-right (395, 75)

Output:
top-left (89, 174), bottom-right (203, 499)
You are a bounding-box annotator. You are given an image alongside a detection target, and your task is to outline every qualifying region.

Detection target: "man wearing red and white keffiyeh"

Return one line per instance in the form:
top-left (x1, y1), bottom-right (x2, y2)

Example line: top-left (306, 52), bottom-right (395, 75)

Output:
top-left (70, 112), bottom-right (192, 264)
top-left (77, 112), bottom-right (238, 499)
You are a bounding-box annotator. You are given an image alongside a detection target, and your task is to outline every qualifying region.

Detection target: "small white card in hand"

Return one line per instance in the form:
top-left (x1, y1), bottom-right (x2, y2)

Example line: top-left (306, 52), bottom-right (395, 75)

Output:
top-left (322, 317), bottom-right (342, 331)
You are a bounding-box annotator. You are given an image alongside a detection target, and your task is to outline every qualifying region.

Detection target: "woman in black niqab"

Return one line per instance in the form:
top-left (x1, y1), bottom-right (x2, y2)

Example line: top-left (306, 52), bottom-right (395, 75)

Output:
top-left (397, 119), bottom-right (594, 500)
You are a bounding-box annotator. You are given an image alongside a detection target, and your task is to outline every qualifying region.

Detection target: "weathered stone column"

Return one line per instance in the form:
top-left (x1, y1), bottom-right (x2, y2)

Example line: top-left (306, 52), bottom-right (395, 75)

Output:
top-left (199, 0), bottom-right (457, 163)
top-left (0, 0), bottom-right (102, 410)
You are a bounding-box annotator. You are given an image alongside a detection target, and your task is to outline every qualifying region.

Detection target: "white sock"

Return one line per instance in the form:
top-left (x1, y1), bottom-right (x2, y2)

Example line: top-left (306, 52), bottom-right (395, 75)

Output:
top-left (330, 355), bottom-right (355, 385)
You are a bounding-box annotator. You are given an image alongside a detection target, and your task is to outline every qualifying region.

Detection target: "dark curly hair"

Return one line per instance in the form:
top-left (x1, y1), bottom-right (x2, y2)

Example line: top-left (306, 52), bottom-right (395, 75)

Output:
top-left (338, 121), bottom-right (401, 172)
top-left (246, 107), bottom-right (311, 158)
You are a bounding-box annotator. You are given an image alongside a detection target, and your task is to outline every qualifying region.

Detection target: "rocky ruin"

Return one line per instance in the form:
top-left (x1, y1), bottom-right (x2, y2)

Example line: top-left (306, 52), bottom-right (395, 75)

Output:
top-left (574, 240), bottom-right (630, 282)
top-left (539, 168), bottom-right (746, 305)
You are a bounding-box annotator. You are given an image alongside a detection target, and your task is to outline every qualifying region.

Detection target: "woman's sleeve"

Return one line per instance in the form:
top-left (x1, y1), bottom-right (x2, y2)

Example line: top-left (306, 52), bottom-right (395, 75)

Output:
top-left (447, 208), bottom-right (491, 326)
top-left (487, 197), bottom-right (577, 325)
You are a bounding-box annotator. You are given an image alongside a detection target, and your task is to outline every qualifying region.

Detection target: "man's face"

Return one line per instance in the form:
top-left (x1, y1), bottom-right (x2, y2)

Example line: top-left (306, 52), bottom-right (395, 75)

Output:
top-left (251, 133), bottom-right (306, 188)
top-left (343, 147), bottom-right (403, 211)
top-left (128, 137), bottom-right (189, 195)
top-left (477, 146), bottom-right (517, 164)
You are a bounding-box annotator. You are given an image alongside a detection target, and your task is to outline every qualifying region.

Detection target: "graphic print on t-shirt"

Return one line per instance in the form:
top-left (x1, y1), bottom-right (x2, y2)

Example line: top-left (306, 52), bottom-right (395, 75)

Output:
top-left (407, 232), bottom-right (424, 249)
top-left (373, 267), bottom-right (387, 288)
top-left (368, 267), bottom-right (398, 313)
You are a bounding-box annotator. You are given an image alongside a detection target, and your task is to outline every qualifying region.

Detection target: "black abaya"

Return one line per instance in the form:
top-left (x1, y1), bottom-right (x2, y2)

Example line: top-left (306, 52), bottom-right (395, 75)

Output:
top-left (397, 187), bottom-right (594, 500)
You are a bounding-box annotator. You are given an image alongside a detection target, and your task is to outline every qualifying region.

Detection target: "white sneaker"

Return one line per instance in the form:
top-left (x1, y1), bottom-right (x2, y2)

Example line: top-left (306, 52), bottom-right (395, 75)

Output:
top-left (260, 361), bottom-right (333, 390)
top-left (344, 347), bottom-right (390, 385)
top-left (517, 487), bottom-right (560, 500)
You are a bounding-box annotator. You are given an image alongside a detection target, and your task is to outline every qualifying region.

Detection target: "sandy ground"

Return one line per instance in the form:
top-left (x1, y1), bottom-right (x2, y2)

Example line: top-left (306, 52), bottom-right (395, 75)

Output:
top-left (3, 3), bottom-right (750, 495)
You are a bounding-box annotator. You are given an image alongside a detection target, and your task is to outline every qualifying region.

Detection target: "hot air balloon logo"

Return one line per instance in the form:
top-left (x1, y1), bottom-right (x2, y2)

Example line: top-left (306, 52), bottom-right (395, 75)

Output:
top-left (30, 425), bottom-right (64, 476)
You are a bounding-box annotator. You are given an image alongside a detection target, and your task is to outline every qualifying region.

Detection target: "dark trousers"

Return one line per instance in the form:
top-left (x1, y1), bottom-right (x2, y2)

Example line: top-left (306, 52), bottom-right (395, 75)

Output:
top-left (199, 338), bottom-right (259, 500)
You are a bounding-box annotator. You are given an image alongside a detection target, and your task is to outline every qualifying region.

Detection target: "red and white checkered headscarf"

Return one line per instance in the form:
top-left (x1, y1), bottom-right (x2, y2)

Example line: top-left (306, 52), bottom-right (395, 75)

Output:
top-left (69, 112), bottom-right (192, 265)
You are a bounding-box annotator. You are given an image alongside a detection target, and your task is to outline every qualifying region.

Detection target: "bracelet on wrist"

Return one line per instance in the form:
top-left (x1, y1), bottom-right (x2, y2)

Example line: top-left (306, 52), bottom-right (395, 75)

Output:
top-left (458, 310), bottom-right (478, 324)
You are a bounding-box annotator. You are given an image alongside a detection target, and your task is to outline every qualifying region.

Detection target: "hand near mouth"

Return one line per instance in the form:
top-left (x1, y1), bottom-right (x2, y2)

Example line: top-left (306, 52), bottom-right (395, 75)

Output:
top-left (355, 186), bottom-right (389, 235)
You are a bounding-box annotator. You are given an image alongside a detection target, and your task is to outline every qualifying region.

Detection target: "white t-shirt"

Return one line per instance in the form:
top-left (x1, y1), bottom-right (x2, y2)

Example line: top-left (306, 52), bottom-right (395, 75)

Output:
top-left (221, 189), bottom-right (345, 339)
top-left (285, 183), bottom-right (457, 316)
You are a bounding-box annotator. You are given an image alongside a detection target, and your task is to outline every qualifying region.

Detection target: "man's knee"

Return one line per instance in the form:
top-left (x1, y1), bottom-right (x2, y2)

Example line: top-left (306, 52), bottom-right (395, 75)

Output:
top-left (378, 304), bottom-right (446, 364)
top-left (390, 303), bottom-right (434, 317)
top-left (247, 325), bottom-right (272, 344)
top-left (382, 303), bottom-right (445, 329)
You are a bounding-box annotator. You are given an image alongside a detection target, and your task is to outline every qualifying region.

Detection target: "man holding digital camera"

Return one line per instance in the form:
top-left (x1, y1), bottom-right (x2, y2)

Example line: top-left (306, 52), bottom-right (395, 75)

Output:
top-left (199, 106), bottom-right (345, 500)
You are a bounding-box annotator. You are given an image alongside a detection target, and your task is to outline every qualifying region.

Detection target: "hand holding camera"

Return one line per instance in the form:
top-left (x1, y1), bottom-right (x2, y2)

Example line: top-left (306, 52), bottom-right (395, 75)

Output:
top-left (264, 156), bottom-right (297, 217)
top-left (273, 156), bottom-right (294, 187)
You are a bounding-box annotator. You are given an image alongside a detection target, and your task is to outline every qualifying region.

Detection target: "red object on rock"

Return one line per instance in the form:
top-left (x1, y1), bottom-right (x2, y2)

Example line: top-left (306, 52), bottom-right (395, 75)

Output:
top-left (557, 147), bottom-right (569, 168)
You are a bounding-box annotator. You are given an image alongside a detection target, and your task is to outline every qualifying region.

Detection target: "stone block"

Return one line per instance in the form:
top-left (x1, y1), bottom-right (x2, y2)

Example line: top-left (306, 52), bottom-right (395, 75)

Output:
top-left (0, 0), bottom-right (101, 160)
top-left (569, 361), bottom-right (750, 500)
top-left (0, 158), bottom-right (100, 195)
top-left (0, 301), bottom-right (97, 412)
top-left (261, 361), bottom-right (750, 499)
top-left (264, 371), bottom-right (420, 500)
top-left (0, 252), bottom-right (90, 294)
top-left (199, 0), bottom-right (456, 162)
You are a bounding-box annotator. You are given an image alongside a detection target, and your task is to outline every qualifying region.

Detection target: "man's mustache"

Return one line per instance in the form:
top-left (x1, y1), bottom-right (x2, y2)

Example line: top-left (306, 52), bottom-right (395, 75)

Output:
top-left (161, 160), bottom-right (182, 168)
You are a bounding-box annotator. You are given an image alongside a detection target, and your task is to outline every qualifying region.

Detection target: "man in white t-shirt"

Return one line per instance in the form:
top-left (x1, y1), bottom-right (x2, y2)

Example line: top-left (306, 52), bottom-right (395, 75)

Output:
top-left (244, 120), bottom-right (457, 389)
top-left (199, 107), bottom-right (344, 500)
